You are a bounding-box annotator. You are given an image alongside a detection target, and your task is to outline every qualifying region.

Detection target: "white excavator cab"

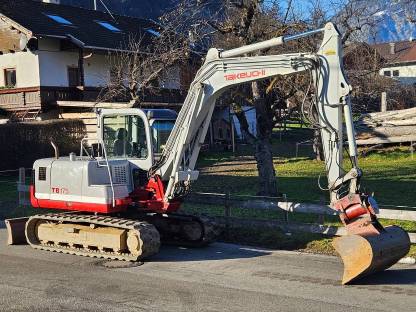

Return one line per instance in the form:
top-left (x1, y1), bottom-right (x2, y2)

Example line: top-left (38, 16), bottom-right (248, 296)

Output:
top-left (95, 108), bottom-right (177, 170)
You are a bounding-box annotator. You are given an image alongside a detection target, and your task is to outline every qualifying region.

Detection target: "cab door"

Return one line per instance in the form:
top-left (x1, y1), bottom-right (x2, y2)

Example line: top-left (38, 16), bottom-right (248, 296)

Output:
top-left (97, 109), bottom-right (154, 171)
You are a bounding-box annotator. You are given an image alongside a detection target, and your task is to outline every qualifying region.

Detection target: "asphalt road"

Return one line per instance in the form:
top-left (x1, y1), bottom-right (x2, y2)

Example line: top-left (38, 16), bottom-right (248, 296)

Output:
top-left (0, 229), bottom-right (415, 312)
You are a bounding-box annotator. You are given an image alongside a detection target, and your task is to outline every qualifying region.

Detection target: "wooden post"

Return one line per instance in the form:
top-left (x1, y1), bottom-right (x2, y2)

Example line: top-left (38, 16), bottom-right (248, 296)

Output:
top-left (209, 121), bottom-right (214, 147)
top-left (381, 92), bottom-right (387, 112)
top-left (18, 167), bottom-right (25, 206)
top-left (230, 105), bottom-right (236, 153)
top-left (283, 194), bottom-right (289, 223)
top-left (78, 48), bottom-right (85, 88)
top-left (225, 192), bottom-right (231, 239)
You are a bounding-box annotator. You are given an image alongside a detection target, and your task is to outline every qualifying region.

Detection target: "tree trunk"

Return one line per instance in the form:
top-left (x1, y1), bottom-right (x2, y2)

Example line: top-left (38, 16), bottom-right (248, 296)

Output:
top-left (313, 129), bottom-right (324, 161)
top-left (311, 105), bottom-right (324, 161)
top-left (252, 81), bottom-right (278, 197)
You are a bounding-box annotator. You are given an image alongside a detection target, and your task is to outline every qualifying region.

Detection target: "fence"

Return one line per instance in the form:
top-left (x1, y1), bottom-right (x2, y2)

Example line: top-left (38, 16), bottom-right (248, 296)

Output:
top-left (4, 169), bottom-right (416, 244)
top-left (0, 168), bottom-right (32, 220)
top-left (185, 191), bottom-right (416, 244)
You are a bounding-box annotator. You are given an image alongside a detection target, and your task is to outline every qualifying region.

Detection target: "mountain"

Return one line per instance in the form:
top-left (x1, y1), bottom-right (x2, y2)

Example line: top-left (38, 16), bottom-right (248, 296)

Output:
top-left (336, 0), bottom-right (416, 43)
top-left (372, 0), bottom-right (416, 42)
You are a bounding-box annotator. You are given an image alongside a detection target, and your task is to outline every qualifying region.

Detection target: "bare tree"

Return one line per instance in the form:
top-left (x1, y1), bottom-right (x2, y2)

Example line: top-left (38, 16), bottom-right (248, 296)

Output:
top-left (400, 0), bottom-right (416, 24)
top-left (162, 0), bottom-right (318, 196)
top-left (99, 24), bottom-right (193, 106)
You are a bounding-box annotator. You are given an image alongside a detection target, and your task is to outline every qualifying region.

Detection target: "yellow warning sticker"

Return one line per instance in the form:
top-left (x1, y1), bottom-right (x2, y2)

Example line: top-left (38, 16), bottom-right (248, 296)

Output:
top-left (324, 49), bottom-right (336, 55)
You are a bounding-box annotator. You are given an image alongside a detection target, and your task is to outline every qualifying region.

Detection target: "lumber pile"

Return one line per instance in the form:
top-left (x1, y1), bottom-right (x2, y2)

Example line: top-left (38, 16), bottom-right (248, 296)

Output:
top-left (355, 107), bottom-right (416, 145)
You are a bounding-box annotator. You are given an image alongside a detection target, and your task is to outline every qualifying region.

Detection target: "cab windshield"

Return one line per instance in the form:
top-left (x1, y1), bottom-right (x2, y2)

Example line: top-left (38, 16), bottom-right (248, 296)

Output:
top-left (152, 120), bottom-right (175, 154)
top-left (103, 115), bottom-right (148, 158)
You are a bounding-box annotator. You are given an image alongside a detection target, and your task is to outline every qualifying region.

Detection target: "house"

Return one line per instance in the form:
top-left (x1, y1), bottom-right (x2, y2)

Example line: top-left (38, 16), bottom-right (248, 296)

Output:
top-left (373, 40), bottom-right (416, 85)
top-left (0, 0), bottom-right (189, 122)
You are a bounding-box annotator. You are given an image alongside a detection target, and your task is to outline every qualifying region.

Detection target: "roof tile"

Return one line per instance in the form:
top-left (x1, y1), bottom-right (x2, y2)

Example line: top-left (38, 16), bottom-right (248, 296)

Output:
top-left (372, 40), bottom-right (416, 64)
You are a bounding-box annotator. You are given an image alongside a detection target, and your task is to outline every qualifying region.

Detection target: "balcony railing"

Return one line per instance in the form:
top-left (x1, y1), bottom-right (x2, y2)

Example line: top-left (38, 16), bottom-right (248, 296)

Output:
top-left (0, 86), bottom-right (186, 113)
top-left (0, 87), bottom-right (41, 111)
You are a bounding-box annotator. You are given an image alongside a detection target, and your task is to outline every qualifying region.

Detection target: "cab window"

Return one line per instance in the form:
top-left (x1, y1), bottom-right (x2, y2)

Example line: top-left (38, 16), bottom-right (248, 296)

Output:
top-left (103, 115), bottom-right (148, 158)
top-left (152, 120), bottom-right (174, 154)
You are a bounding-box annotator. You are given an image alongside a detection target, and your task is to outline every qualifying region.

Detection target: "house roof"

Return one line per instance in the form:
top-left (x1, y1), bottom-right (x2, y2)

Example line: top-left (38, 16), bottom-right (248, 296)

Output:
top-left (0, 0), bottom-right (161, 51)
top-left (372, 40), bottom-right (416, 64)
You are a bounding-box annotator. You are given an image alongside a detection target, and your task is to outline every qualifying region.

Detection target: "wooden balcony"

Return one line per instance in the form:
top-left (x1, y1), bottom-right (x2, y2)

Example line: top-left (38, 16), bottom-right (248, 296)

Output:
top-left (0, 86), bottom-right (186, 114)
top-left (0, 87), bottom-right (41, 112)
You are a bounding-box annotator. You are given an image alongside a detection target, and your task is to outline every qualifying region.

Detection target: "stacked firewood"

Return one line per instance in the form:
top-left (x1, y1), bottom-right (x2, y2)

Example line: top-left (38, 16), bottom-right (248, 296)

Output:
top-left (355, 107), bottom-right (416, 145)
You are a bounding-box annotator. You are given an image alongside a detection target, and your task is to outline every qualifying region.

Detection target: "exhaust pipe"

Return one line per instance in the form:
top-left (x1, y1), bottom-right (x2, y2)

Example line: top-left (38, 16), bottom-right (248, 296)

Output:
top-left (51, 141), bottom-right (59, 159)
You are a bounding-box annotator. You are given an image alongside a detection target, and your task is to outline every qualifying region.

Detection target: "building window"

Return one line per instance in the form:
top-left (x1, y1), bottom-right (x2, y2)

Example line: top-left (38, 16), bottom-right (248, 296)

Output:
top-left (383, 70), bottom-right (391, 77)
top-left (67, 67), bottom-right (80, 87)
top-left (96, 21), bottom-right (121, 32)
top-left (146, 29), bottom-right (161, 37)
top-left (4, 68), bottom-right (16, 87)
top-left (393, 70), bottom-right (400, 77)
top-left (45, 14), bottom-right (73, 25)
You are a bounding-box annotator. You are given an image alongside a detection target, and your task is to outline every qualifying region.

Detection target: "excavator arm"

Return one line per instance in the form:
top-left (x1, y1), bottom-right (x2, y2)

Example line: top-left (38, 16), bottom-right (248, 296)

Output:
top-left (153, 25), bottom-right (333, 200)
top-left (151, 22), bottom-right (410, 284)
top-left (153, 23), bottom-right (358, 204)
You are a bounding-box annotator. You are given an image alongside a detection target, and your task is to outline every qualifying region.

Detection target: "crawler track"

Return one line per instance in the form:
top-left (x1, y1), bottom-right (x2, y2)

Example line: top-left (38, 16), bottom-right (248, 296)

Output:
top-left (142, 213), bottom-right (220, 247)
top-left (25, 213), bottom-right (160, 261)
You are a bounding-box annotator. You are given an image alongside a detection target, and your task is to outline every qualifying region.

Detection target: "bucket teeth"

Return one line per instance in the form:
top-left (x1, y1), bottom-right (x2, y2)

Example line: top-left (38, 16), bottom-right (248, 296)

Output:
top-left (333, 225), bottom-right (410, 284)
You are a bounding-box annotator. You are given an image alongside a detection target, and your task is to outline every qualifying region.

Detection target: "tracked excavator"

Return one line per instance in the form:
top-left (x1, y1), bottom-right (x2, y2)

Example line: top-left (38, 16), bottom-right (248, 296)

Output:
top-left (6, 23), bottom-right (410, 284)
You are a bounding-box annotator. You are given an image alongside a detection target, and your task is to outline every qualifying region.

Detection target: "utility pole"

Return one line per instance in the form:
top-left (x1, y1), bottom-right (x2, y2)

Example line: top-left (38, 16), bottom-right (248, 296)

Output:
top-left (93, 0), bottom-right (97, 10)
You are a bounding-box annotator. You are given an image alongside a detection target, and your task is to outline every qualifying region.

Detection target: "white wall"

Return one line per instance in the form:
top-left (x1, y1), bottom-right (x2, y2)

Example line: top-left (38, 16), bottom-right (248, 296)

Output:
top-left (0, 37), bottom-right (179, 89)
top-left (84, 54), bottom-right (110, 86)
top-left (379, 64), bottom-right (416, 85)
top-left (38, 50), bottom-right (78, 86)
top-left (38, 50), bottom-right (110, 87)
top-left (0, 51), bottom-right (40, 87)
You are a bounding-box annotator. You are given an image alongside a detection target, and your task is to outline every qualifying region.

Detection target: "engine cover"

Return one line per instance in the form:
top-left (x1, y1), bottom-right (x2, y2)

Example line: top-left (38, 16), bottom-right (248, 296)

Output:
top-left (31, 157), bottom-right (133, 213)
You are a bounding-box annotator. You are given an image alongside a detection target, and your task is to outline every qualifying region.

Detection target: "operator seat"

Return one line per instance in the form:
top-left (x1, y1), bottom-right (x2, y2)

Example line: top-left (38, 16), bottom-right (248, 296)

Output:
top-left (113, 128), bottom-right (132, 156)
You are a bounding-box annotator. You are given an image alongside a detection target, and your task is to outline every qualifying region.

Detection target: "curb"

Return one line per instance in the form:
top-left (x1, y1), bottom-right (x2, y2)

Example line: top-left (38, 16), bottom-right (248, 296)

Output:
top-left (398, 257), bottom-right (416, 265)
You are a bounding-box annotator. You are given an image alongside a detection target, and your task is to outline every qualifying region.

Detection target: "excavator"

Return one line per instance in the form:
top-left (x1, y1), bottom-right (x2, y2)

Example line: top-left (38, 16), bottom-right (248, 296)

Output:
top-left (6, 23), bottom-right (410, 285)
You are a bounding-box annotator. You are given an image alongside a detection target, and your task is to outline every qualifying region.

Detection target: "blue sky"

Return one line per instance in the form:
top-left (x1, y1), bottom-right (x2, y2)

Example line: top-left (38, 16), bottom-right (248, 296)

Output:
top-left (279, 0), bottom-right (346, 18)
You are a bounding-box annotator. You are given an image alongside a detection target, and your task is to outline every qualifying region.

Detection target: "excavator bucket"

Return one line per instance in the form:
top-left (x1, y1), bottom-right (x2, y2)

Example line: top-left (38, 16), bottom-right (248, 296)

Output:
top-left (5, 217), bottom-right (29, 245)
top-left (333, 225), bottom-right (410, 284)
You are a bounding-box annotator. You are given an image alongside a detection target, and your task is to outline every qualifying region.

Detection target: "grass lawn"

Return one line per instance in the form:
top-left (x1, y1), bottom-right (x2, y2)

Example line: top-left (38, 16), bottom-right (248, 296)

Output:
top-left (184, 128), bottom-right (416, 257)
top-left (194, 143), bottom-right (416, 207)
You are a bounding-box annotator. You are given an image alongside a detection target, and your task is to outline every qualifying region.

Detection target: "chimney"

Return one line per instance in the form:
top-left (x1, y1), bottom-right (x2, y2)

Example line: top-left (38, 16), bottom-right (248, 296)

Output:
top-left (389, 42), bottom-right (395, 55)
